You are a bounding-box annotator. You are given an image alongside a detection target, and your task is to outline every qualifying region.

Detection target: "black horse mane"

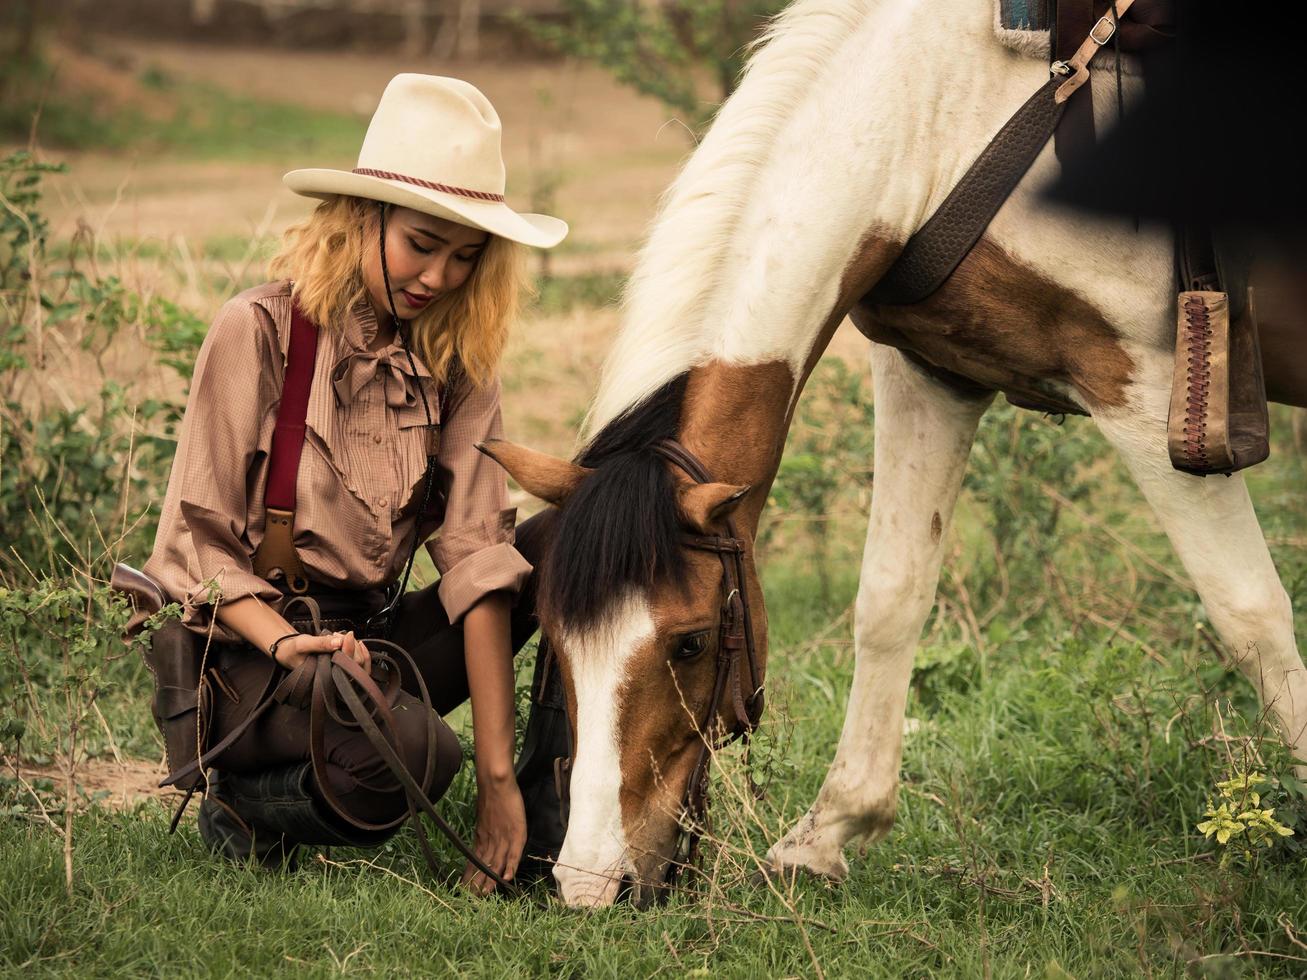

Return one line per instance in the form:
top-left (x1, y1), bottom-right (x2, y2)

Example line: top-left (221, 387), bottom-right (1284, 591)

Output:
top-left (542, 374), bottom-right (689, 629)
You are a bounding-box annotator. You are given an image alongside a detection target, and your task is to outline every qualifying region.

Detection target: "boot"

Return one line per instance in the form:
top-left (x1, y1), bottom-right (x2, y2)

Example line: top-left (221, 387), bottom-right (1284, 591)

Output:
top-left (514, 640), bottom-right (571, 887)
top-left (221, 762), bottom-right (393, 848)
top-left (197, 770), bottom-right (300, 870)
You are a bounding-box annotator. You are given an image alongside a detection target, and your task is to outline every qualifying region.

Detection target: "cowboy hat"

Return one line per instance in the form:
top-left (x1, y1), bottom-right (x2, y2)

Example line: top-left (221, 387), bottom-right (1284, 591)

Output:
top-left (285, 74), bottom-right (567, 249)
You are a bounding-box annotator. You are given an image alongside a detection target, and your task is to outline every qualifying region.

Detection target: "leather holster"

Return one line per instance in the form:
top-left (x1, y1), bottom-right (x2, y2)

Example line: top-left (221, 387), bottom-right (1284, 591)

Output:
top-left (111, 563), bottom-right (212, 792)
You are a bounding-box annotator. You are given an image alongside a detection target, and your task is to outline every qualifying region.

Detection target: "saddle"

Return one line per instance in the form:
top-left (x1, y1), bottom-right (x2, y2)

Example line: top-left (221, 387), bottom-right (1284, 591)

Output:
top-left (869, 0), bottom-right (1269, 476)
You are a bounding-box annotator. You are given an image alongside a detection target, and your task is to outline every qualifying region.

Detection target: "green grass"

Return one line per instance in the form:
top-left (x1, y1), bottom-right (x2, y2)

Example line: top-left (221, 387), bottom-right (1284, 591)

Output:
top-left (532, 270), bottom-right (627, 315)
top-left (3, 371), bottom-right (1306, 974)
top-left (3, 62), bottom-right (363, 162)
top-left (144, 82), bottom-right (363, 162)
top-left (4, 577), bottom-right (1307, 976)
top-left (5, 548), bottom-right (1307, 976)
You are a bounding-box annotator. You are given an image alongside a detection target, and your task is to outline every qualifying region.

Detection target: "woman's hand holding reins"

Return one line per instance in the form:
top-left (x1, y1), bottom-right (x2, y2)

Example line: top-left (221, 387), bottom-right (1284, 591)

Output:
top-left (273, 631), bottom-right (372, 674)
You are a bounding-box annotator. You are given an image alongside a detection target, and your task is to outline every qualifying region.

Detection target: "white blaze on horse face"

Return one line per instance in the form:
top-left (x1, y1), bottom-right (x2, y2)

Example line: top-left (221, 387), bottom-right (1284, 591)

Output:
top-left (553, 594), bottom-right (654, 908)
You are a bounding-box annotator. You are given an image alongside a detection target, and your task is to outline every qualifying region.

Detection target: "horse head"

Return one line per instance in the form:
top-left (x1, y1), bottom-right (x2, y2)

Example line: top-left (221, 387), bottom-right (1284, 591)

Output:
top-left (480, 435), bottom-right (768, 908)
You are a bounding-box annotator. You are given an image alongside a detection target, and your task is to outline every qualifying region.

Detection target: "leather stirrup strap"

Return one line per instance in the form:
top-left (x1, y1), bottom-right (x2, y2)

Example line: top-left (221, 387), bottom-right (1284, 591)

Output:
top-left (251, 300), bottom-right (320, 594)
top-left (1054, 0), bottom-right (1098, 162)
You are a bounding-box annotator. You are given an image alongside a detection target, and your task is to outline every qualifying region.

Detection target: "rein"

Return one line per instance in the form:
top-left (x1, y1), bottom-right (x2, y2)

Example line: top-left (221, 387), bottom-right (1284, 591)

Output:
top-left (651, 438), bottom-right (765, 887)
top-left (161, 597), bottom-right (517, 895)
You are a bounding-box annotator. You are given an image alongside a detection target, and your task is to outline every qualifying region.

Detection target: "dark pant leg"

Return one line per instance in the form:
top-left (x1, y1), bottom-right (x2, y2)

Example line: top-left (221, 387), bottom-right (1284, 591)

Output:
top-left (207, 645), bottom-right (461, 828)
top-left (388, 511), bottom-right (552, 714)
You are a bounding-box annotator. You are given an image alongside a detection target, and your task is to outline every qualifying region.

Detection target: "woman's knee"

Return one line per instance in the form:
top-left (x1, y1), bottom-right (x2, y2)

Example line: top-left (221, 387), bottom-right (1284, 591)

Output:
top-left (317, 698), bottom-right (460, 825)
top-left (389, 696), bottom-right (463, 796)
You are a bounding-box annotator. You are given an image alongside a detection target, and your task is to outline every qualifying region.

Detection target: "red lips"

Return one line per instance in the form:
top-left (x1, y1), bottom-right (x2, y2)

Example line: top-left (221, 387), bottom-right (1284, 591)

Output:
top-left (400, 289), bottom-right (433, 308)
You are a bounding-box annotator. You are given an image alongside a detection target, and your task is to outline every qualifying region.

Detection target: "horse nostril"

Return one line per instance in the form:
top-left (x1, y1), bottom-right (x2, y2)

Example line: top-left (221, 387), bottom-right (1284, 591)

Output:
top-left (615, 873), bottom-right (635, 905)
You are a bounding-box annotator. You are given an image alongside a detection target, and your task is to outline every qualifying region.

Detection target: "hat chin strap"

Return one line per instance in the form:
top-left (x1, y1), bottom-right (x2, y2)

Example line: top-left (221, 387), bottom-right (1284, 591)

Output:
top-left (372, 201), bottom-right (438, 631)
top-left (377, 202), bottom-right (406, 333)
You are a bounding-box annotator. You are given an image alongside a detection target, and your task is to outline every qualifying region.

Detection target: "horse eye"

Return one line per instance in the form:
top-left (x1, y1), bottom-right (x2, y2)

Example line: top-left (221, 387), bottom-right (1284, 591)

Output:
top-left (674, 631), bottom-right (710, 659)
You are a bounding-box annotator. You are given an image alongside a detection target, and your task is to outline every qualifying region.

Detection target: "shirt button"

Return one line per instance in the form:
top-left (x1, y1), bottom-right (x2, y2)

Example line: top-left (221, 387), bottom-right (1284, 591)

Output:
top-left (373, 434), bottom-right (382, 444)
top-left (378, 498), bottom-right (389, 508)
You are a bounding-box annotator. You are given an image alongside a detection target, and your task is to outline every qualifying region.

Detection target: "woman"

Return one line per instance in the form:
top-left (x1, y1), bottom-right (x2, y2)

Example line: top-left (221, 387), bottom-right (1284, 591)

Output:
top-left (143, 74), bottom-right (569, 893)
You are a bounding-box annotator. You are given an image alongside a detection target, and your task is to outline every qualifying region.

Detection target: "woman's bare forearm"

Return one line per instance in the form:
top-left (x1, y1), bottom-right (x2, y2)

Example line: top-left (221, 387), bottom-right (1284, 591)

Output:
top-left (462, 592), bottom-right (516, 784)
top-left (214, 595), bottom-right (296, 656)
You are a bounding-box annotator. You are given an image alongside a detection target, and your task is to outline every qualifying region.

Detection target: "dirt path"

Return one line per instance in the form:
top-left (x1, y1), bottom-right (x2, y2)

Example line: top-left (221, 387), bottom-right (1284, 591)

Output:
top-left (16, 757), bottom-right (176, 813)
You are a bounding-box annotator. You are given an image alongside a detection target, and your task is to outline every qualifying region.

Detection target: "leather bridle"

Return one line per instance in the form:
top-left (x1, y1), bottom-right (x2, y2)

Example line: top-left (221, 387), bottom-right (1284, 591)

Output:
top-left (651, 438), bottom-right (765, 886)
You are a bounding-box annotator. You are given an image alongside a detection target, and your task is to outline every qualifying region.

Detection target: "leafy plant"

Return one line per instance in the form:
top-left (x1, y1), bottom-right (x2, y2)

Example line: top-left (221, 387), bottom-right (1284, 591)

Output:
top-left (0, 150), bottom-right (204, 575)
top-left (1197, 767), bottom-right (1295, 867)
top-left (520, 0), bottom-right (786, 130)
top-left (764, 359), bottom-right (874, 599)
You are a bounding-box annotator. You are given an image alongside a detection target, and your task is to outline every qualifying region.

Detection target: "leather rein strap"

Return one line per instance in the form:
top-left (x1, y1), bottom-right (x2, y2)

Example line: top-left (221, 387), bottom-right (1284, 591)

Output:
top-left (651, 438), bottom-right (764, 886)
top-left (867, 0), bottom-right (1138, 307)
top-left (161, 597), bottom-right (516, 894)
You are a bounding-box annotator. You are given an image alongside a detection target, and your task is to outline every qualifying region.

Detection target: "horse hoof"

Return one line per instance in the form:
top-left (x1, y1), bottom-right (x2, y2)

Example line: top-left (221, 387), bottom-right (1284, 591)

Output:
top-left (749, 860), bottom-right (846, 889)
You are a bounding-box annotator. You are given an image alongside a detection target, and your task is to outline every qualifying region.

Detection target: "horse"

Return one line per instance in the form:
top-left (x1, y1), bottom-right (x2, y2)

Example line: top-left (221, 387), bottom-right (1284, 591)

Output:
top-left (481, 0), bottom-right (1307, 907)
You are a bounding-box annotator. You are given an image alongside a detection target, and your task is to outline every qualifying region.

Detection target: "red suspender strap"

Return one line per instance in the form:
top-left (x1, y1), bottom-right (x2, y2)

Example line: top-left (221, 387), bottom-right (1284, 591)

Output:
top-left (266, 302), bottom-right (320, 510)
top-left (251, 299), bottom-right (320, 594)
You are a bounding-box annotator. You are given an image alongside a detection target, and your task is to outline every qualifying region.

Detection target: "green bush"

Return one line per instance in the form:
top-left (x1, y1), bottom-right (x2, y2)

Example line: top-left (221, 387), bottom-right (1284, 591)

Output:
top-left (0, 151), bottom-right (199, 766)
top-left (520, 0), bottom-right (786, 129)
top-left (0, 151), bottom-right (203, 576)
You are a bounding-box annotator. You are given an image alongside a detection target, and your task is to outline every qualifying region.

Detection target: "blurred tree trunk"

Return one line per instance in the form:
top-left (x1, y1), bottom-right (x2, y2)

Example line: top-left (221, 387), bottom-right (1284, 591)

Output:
top-left (434, 0), bottom-right (480, 59)
top-left (7, 0), bottom-right (40, 63)
top-left (2, 0), bottom-right (45, 108)
top-left (403, 0), bottom-right (432, 57)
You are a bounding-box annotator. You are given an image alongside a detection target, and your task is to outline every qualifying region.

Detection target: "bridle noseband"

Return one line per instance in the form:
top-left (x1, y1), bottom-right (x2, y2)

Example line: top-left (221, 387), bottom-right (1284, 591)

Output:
top-left (651, 438), bottom-right (765, 887)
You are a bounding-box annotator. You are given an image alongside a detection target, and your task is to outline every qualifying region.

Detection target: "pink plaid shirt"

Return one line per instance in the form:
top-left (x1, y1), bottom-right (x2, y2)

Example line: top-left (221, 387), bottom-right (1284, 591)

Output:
top-left (145, 279), bottom-right (529, 640)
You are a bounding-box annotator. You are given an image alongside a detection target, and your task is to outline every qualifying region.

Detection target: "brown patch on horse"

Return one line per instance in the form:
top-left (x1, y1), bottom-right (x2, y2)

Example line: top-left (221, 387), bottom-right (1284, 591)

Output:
top-left (930, 511), bottom-right (943, 544)
top-left (856, 237), bottom-right (1135, 412)
top-left (792, 230), bottom-right (904, 385)
top-left (678, 360), bottom-right (797, 532)
top-left (608, 361), bottom-right (793, 886)
top-left (612, 555), bottom-right (733, 888)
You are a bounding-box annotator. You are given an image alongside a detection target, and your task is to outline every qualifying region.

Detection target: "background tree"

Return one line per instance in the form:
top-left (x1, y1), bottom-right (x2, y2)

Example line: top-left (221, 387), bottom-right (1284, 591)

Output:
top-left (523, 0), bottom-right (787, 130)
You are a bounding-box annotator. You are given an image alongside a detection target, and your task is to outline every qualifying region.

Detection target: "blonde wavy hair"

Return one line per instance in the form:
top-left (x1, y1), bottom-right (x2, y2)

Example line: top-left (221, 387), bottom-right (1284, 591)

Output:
top-left (269, 195), bottom-right (525, 389)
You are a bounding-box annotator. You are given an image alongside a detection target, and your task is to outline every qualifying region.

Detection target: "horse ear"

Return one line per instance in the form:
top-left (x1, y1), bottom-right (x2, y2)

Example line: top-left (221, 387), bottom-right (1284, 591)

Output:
top-left (677, 481), bottom-right (751, 534)
top-left (477, 440), bottom-right (592, 507)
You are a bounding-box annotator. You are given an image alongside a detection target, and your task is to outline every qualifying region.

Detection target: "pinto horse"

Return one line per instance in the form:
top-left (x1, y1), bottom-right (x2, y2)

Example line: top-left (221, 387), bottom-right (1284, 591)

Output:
top-left (483, 0), bottom-right (1307, 907)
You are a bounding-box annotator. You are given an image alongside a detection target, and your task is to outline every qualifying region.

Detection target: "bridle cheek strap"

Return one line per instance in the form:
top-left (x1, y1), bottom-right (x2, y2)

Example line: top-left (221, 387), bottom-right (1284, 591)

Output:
top-left (652, 438), bottom-right (766, 887)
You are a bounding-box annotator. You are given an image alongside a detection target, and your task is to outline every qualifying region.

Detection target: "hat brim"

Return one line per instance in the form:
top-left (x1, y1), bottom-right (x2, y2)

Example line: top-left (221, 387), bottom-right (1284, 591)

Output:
top-left (283, 169), bottom-right (568, 249)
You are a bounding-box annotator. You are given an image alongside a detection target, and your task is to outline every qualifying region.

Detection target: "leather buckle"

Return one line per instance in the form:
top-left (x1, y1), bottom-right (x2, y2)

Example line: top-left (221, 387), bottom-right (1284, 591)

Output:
top-left (1090, 15), bottom-right (1116, 45)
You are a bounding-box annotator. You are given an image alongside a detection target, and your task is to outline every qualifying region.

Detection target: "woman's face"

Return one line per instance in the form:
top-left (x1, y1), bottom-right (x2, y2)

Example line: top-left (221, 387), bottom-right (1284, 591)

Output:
top-left (362, 205), bottom-right (489, 322)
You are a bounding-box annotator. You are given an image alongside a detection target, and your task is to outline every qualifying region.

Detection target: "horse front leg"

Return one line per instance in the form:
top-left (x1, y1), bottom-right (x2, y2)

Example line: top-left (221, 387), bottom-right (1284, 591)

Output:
top-left (766, 345), bottom-right (992, 881)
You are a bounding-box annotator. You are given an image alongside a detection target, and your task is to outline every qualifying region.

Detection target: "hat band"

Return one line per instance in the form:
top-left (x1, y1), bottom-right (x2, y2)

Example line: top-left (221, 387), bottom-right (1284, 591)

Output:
top-left (352, 168), bottom-right (506, 204)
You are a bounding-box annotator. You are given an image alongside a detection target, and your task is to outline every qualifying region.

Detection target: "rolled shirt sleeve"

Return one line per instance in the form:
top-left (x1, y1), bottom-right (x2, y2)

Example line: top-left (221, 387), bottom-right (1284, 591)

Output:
top-left (425, 375), bottom-right (532, 622)
top-left (144, 297), bottom-right (284, 641)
